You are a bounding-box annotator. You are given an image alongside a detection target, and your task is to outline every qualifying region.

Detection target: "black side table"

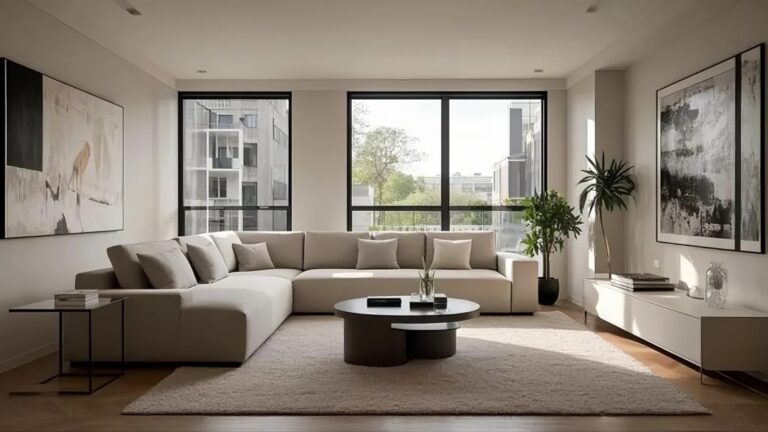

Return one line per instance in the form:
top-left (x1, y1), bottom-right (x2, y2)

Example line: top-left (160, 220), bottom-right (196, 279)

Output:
top-left (9, 297), bottom-right (125, 395)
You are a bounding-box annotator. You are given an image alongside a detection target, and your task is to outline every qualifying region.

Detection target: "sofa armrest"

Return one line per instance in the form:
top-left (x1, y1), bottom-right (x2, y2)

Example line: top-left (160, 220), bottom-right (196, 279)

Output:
top-left (497, 252), bottom-right (539, 313)
top-left (75, 268), bottom-right (119, 291)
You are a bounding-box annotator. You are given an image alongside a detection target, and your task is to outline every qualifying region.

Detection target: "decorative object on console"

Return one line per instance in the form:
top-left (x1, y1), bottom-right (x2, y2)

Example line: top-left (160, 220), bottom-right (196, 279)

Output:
top-left (418, 256), bottom-right (436, 302)
top-left (656, 44), bottom-right (764, 253)
top-left (704, 262), bottom-right (728, 309)
top-left (687, 285), bottom-right (705, 299)
top-left (610, 273), bottom-right (675, 291)
top-left (521, 190), bottom-right (582, 305)
top-left (578, 152), bottom-right (636, 276)
top-left (0, 58), bottom-right (124, 239)
top-left (434, 293), bottom-right (448, 310)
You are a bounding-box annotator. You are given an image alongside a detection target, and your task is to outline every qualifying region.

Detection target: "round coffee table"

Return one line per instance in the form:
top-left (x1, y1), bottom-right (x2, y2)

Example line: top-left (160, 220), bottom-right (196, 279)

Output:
top-left (334, 297), bottom-right (480, 367)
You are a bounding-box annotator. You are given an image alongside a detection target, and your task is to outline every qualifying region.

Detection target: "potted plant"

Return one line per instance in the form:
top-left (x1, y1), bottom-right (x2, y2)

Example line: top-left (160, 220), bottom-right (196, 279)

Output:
top-left (521, 190), bottom-right (582, 305)
top-left (578, 152), bottom-right (636, 277)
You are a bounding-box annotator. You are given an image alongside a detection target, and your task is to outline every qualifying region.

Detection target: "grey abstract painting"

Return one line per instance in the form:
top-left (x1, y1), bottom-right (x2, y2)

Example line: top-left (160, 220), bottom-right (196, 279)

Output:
top-left (739, 45), bottom-right (763, 252)
top-left (2, 59), bottom-right (123, 238)
top-left (657, 58), bottom-right (736, 250)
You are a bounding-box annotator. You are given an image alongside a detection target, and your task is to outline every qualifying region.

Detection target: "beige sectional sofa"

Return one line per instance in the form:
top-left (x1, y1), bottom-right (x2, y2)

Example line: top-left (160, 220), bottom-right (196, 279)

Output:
top-left (64, 231), bottom-right (538, 364)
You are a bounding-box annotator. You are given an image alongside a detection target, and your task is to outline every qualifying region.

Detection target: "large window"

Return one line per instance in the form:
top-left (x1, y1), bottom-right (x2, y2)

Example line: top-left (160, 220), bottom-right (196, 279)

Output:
top-left (348, 92), bottom-right (546, 252)
top-left (179, 93), bottom-right (291, 235)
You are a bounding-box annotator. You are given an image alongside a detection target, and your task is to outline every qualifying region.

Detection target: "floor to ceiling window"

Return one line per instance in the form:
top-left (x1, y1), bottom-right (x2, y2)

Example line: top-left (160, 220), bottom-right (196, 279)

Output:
top-left (179, 93), bottom-right (291, 235)
top-left (348, 92), bottom-right (546, 252)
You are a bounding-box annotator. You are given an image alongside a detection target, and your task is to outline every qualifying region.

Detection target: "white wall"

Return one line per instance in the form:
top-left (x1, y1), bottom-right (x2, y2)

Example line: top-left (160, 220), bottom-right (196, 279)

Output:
top-left (624, 0), bottom-right (768, 311)
top-left (179, 79), bottom-right (568, 281)
top-left (0, 0), bottom-right (177, 372)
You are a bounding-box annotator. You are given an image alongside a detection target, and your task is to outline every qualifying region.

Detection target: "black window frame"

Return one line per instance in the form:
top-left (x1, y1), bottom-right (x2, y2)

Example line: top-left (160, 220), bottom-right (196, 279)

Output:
top-left (346, 91), bottom-right (547, 231)
top-left (178, 91), bottom-right (292, 235)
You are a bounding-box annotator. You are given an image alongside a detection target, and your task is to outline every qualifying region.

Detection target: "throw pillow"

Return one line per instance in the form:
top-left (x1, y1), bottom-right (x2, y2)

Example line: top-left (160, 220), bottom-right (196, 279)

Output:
top-left (233, 243), bottom-right (276, 271)
top-left (356, 238), bottom-right (400, 269)
top-left (431, 239), bottom-right (472, 270)
top-left (187, 242), bottom-right (229, 283)
top-left (137, 248), bottom-right (197, 289)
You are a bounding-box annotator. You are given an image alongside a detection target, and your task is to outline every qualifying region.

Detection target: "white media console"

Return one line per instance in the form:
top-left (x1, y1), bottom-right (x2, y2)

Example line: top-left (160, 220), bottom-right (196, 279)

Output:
top-left (582, 279), bottom-right (768, 377)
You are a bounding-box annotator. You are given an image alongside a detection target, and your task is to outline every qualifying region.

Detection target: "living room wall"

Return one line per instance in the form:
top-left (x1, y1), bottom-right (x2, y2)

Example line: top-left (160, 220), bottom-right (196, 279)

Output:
top-left (623, 0), bottom-right (768, 311)
top-left (0, 0), bottom-right (177, 372)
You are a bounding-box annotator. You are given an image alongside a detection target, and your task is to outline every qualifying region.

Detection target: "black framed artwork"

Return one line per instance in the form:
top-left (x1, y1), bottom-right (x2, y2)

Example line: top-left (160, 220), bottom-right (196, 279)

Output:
top-left (656, 43), bottom-right (765, 253)
top-left (1, 59), bottom-right (124, 239)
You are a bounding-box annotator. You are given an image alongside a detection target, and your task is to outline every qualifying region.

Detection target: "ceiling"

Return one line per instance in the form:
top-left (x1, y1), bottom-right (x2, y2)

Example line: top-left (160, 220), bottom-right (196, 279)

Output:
top-left (26, 0), bottom-right (717, 85)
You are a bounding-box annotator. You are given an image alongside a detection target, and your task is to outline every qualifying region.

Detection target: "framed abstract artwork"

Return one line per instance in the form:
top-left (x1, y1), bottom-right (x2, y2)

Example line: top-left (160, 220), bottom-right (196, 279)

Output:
top-left (1, 59), bottom-right (124, 239)
top-left (656, 44), bottom-right (765, 253)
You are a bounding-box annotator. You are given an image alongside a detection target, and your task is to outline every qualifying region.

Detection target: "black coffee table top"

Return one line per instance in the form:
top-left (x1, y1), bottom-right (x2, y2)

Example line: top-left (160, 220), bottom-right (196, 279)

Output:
top-left (334, 296), bottom-right (480, 324)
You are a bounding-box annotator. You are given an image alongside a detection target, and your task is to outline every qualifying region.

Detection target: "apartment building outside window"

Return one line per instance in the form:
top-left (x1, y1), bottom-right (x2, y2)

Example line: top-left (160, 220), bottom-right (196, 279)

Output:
top-left (179, 93), bottom-right (291, 235)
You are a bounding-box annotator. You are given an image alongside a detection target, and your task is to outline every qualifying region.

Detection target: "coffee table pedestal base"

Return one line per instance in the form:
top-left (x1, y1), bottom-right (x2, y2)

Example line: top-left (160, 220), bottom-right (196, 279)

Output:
top-left (343, 320), bottom-right (459, 367)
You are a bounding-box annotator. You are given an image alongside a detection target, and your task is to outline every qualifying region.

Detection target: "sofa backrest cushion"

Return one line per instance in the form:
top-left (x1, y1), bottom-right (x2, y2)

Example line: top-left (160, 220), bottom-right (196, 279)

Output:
top-left (426, 231), bottom-right (496, 270)
top-left (209, 231), bottom-right (242, 272)
top-left (107, 240), bottom-right (183, 289)
top-left (176, 233), bottom-right (214, 254)
top-left (304, 232), bottom-right (370, 269)
top-left (236, 231), bottom-right (304, 269)
top-left (371, 232), bottom-right (426, 269)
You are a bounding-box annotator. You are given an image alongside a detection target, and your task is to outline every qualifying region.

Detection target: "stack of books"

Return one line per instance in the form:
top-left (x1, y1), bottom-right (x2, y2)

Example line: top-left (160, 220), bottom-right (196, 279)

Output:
top-left (610, 273), bottom-right (675, 291)
top-left (54, 290), bottom-right (99, 307)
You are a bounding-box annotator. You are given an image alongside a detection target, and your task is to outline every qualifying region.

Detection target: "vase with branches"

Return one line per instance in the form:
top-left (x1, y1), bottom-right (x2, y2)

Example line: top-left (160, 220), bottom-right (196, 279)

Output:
top-left (521, 190), bottom-right (582, 305)
top-left (578, 152), bottom-right (636, 277)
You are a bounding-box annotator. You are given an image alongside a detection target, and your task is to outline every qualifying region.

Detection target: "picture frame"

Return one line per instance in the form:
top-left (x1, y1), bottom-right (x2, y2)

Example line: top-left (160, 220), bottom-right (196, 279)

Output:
top-left (1, 58), bottom-right (124, 239)
top-left (656, 43), bottom-right (765, 253)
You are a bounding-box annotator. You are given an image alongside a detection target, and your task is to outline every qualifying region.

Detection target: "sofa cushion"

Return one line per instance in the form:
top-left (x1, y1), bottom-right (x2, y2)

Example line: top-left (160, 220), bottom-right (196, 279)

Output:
top-left (176, 278), bottom-right (292, 363)
top-left (356, 238), bottom-right (399, 269)
top-left (431, 239), bottom-right (472, 270)
top-left (107, 240), bottom-right (183, 289)
top-left (137, 248), bottom-right (198, 289)
top-left (236, 232), bottom-right (304, 269)
top-left (187, 242), bottom-right (229, 283)
top-left (371, 232), bottom-right (426, 269)
top-left (210, 231), bottom-right (242, 272)
top-left (233, 243), bottom-right (276, 271)
top-left (226, 268), bottom-right (302, 280)
top-left (304, 232), bottom-right (370, 269)
top-left (176, 233), bottom-right (213, 253)
top-left (292, 268), bottom-right (511, 313)
top-left (426, 232), bottom-right (496, 270)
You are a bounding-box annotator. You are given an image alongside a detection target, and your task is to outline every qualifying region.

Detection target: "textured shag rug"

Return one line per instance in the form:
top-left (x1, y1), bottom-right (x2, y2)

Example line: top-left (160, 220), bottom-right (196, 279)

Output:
top-left (124, 312), bottom-right (708, 415)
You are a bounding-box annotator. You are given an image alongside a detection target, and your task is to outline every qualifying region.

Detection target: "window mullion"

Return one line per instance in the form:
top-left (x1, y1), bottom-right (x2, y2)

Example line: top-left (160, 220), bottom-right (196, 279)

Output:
top-left (440, 96), bottom-right (450, 231)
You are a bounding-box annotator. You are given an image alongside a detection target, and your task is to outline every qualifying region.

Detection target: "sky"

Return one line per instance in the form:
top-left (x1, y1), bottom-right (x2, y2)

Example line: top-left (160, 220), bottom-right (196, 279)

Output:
top-left (353, 99), bottom-right (540, 178)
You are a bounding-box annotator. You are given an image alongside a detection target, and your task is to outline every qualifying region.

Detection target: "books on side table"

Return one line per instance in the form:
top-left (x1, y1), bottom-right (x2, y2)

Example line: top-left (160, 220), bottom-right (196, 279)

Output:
top-left (610, 273), bottom-right (675, 291)
top-left (55, 290), bottom-right (99, 307)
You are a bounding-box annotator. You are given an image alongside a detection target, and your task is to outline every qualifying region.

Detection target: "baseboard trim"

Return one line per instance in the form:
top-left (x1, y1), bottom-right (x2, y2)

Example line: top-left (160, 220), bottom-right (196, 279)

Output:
top-left (0, 343), bottom-right (57, 374)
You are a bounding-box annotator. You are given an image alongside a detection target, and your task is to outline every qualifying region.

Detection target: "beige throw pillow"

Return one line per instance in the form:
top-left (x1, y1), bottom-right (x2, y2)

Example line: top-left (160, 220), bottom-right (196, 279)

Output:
top-left (137, 248), bottom-right (197, 289)
top-left (356, 238), bottom-right (399, 269)
top-left (431, 239), bottom-right (472, 270)
top-left (187, 242), bottom-right (229, 283)
top-left (233, 243), bottom-right (276, 271)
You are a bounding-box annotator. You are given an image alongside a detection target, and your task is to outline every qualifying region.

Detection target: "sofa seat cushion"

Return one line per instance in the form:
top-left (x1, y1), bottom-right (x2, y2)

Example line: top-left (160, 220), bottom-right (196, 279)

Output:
top-left (292, 268), bottom-right (510, 314)
top-left (175, 278), bottom-right (292, 363)
top-left (227, 268), bottom-right (302, 281)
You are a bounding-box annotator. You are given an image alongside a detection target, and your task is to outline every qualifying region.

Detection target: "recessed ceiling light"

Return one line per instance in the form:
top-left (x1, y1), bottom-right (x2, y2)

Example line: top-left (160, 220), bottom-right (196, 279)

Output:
top-left (113, 0), bottom-right (142, 16)
top-left (196, 70), bottom-right (207, 74)
top-left (534, 69), bottom-right (544, 73)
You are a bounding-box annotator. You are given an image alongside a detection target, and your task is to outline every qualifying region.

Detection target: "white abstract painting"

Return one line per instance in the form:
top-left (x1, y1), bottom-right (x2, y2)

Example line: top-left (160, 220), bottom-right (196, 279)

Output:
top-left (4, 74), bottom-right (123, 238)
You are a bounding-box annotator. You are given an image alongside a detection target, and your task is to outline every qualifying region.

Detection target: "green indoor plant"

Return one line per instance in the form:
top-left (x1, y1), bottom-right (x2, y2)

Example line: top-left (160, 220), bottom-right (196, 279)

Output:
top-left (578, 152), bottom-right (636, 277)
top-left (521, 190), bottom-right (582, 305)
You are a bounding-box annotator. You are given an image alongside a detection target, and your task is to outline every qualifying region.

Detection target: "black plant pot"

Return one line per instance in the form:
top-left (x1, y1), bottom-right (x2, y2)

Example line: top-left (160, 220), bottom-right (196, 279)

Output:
top-left (538, 277), bottom-right (559, 305)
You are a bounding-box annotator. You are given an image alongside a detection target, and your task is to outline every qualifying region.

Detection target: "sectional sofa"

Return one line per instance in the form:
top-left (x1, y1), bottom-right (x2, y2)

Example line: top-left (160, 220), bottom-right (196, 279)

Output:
top-left (63, 231), bottom-right (538, 364)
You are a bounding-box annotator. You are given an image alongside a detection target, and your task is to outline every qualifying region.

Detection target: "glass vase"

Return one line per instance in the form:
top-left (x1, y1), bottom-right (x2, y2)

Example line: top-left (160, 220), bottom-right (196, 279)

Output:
top-left (418, 272), bottom-right (435, 302)
top-left (704, 262), bottom-right (728, 309)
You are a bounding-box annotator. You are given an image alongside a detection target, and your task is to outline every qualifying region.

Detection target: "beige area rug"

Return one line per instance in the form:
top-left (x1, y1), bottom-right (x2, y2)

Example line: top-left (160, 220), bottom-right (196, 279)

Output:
top-left (124, 312), bottom-right (708, 415)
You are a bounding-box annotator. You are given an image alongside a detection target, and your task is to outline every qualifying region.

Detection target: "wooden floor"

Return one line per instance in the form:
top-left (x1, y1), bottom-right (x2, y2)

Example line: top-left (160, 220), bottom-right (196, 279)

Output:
top-left (0, 302), bottom-right (766, 432)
